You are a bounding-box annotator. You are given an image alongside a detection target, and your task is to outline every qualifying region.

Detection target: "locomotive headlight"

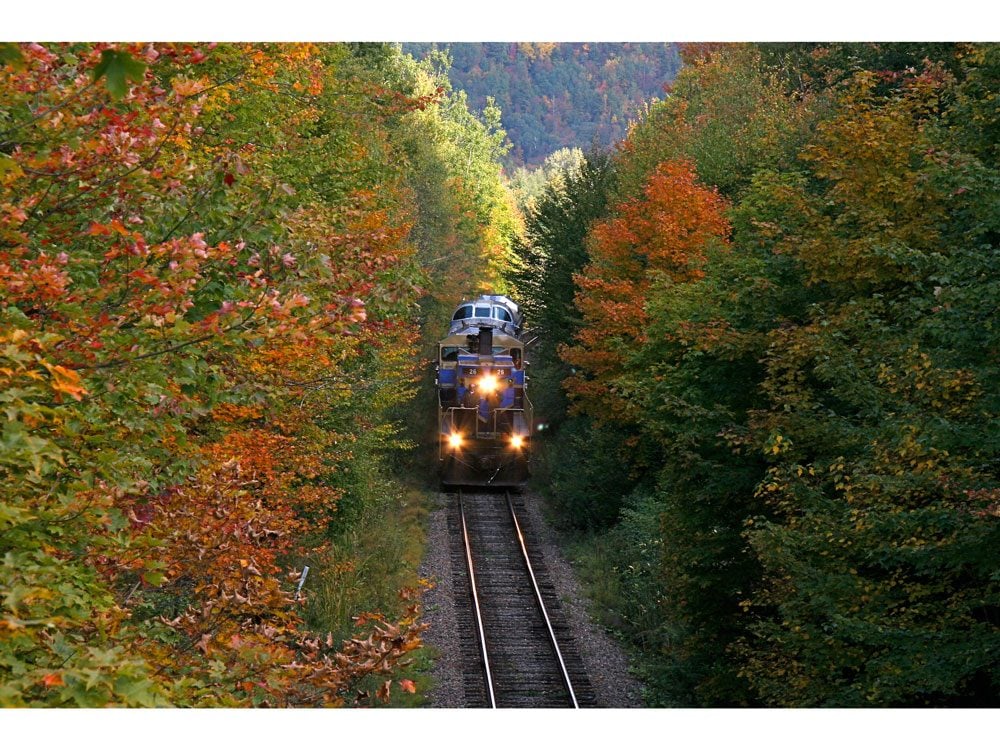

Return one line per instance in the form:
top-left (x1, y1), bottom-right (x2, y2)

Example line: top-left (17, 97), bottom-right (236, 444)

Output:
top-left (479, 374), bottom-right (499, 394)
top-left (510, 435), bottom-right (525, 449)
top-left (448, 433), bottom-right (463, 449)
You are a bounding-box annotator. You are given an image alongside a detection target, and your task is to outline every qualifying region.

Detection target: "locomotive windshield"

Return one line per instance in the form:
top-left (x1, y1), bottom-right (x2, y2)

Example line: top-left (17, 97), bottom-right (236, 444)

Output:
top-left (448, 296), bottom-right (521, 332)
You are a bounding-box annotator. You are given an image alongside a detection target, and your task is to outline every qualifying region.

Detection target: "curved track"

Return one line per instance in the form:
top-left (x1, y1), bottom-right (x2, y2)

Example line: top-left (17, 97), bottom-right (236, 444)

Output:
top-left (450, 489), bottom-right (595, 708)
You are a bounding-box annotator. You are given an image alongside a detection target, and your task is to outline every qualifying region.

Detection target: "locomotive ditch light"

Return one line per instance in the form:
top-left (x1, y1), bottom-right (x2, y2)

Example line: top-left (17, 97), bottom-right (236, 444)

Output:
top-left (510, 434), bottom-right (525, 450)
top-left (448, 433), bottom-right (463, 450)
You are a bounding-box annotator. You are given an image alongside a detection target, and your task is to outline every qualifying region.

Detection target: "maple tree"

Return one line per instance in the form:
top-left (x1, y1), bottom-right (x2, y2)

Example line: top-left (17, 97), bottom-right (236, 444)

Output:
top-left (393, 48), bottom-right (521, 304)
top-left (617, 43), bottom-right (817, 202)
top-left (561, 159), bottom-right (730, 421)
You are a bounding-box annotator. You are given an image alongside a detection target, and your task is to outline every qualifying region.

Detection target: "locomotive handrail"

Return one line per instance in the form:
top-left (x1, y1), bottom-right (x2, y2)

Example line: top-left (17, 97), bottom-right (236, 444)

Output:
top-left (439, 402), bottom-right (534, 440)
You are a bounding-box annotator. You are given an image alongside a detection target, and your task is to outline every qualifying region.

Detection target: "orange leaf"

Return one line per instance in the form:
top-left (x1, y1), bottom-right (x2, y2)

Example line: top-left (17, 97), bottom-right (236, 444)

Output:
top-left (399, 679), bottom-right (416, 694)
top-left (44, 363), bottom-right (87, 401)
top-left (42, 673), bottom-right (64, 688)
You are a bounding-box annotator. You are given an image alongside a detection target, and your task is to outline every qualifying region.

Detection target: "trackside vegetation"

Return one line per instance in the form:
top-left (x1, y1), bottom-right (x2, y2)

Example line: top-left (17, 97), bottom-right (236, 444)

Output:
top-left (514, 42), bottom-right (1000, 707)
top-left (0, 42), bottom-right (513, 707)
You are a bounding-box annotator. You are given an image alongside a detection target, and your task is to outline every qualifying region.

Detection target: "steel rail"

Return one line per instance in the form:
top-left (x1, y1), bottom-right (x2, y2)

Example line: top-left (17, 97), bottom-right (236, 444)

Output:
top-left (458, 489), bottom-right (497, 708)
top-left (505, 491), bottom-right (580, 708)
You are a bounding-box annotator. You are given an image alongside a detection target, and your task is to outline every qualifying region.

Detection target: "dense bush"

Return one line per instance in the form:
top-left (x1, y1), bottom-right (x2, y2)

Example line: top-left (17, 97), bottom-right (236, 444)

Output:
top-left (545, 416), bottom-right (641, 530)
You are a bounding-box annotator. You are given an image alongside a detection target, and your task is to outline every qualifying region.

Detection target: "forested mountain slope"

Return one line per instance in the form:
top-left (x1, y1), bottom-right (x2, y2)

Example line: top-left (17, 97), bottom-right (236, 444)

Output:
top-left (404, 43), bottom-right (681, 166)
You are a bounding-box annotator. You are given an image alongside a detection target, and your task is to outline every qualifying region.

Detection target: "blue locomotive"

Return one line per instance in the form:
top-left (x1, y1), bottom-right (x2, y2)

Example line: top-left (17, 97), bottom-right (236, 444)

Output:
top-left (436, 294), bottom-right (532, 487)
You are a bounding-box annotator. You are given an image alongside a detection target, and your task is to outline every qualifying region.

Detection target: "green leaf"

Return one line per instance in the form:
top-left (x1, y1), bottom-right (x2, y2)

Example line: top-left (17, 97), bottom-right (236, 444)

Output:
top-left (105, 507), bottom-right (129, 533)
top-left (140, 571), bottom-right (165, 586)
top-left (113, 674), bottom-right (161, 707)
top-left (0, 502), bottom-right (35, 531)
top-left (0, 43), bottom-right (26, 71)
top-left (92, 50), bottom-right (147, 100)
top-left (0, 154), bottom-right (23, 181)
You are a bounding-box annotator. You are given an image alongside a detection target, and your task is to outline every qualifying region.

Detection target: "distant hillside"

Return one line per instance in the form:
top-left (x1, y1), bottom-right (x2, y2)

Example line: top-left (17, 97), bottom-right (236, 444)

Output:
top-left (404, 43), bottom-right (682, 166)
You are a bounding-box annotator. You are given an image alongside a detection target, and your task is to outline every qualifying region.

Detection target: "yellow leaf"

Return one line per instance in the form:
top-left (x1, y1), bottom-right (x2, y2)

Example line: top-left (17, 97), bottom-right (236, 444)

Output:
top-left (43, 363), bottom-right (87, 401)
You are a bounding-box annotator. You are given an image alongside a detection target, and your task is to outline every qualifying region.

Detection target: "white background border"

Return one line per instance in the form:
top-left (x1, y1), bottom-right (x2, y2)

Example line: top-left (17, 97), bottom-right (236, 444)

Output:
top-left (4, 1), bottom-right (999, 41)
top-left (2, 4), bottom-right (997, 747)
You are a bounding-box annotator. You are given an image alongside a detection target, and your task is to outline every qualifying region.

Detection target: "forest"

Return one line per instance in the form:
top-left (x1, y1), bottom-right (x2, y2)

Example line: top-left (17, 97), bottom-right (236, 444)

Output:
top-left (0, 41), bottom-right (515, 706)
top-left (1, 40), bottom-right (998, 710)
top-left (515, 42), bottom-right (1000, 707)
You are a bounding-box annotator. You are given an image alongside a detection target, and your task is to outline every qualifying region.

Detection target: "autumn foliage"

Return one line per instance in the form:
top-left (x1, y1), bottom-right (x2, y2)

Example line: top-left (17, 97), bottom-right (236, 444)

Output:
top-left (0, 42), bottom-right (499, 706)
top-left (520, 42), bottom-right (1000, 706)
top-left (562, 159), bottom-right (730, 420)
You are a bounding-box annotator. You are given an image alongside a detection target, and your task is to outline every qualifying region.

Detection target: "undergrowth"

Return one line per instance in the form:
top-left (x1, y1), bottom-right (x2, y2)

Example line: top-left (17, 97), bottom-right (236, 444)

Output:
top-left (302, 478), bottom-right (435, 706)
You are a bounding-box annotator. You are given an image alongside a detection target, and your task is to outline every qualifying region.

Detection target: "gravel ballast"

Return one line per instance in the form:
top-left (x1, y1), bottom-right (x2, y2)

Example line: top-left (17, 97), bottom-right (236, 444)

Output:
top-left (417, 489), bottom-right (645, 708)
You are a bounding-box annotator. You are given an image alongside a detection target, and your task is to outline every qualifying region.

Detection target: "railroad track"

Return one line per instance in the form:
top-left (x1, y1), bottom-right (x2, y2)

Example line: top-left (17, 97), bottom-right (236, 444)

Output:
top-left (447, 489), bottom-right (596, 708)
